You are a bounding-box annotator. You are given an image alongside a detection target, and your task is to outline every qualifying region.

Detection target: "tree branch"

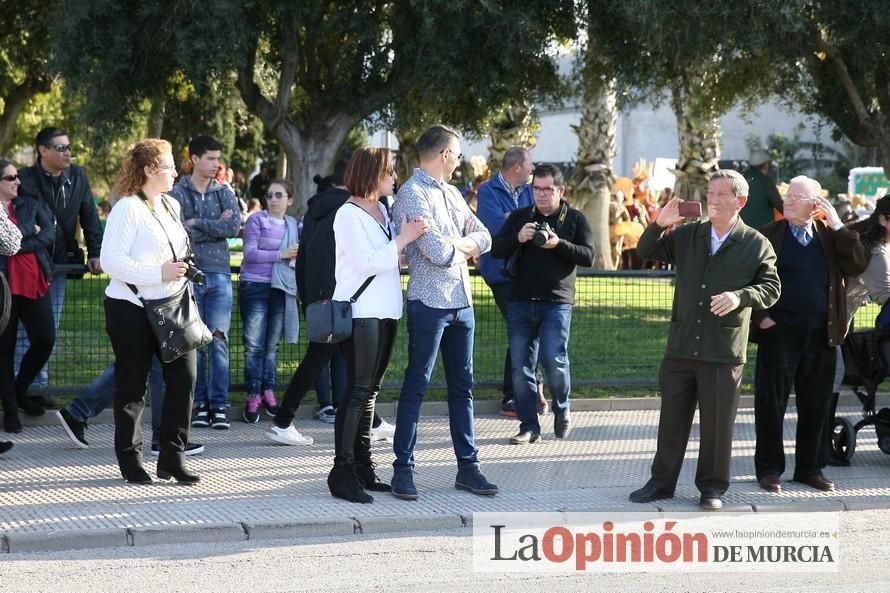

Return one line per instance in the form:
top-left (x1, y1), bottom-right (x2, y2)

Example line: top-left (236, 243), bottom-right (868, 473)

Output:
top-left (237, 35), bottom-right (278, 131)
top-left (0, 76), bottom-right (51, 154)
top-left (274, 13), bottom-right (300, 122)
top-left (811, 28), bottom-right (874, 134)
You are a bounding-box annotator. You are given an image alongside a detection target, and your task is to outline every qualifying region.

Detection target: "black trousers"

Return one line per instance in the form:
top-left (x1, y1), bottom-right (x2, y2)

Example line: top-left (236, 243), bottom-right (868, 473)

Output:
top-left (105, 298), bottom-right (196, 474)
top-left (754, 324), bottom-right (835, 481)
top-left (274, 340), bottom-right (342, 428)
top-left (650, 356), bottom-right (743, 495)
top-left (0, 292), bottom-right (54, 422)
top-left (488, 281), bottom-right (515, 403)
top-left (334, 318), bottom-right (398, 466)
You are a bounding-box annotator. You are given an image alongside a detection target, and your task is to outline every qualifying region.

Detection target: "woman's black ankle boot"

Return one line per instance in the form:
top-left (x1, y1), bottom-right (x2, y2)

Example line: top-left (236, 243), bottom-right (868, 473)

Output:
top-left (354, 461), bottom-right (392, 492)
top-left (327, 464), bottom-right (373, 503)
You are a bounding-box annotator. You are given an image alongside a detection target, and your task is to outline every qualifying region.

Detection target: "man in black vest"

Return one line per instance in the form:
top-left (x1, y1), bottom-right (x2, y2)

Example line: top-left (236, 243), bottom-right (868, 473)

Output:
top-left (753, 175), bottom-right (869, 494)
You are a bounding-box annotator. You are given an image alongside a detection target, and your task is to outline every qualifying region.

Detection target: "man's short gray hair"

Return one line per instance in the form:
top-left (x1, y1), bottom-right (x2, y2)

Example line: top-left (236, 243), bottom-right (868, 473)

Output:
top-left (502, 147), bottom-right (529, 170)
top-left (709, 169), bottom-right (749, 198)
top-left (789, 175), bottom-right (822, 198)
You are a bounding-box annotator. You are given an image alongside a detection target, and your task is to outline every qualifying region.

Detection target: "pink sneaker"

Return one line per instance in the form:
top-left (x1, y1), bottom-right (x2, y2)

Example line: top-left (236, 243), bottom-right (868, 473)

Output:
top-left (261, 389), bottom-right (279, 417)
top-left (243, 394), bottom-right (261, 424)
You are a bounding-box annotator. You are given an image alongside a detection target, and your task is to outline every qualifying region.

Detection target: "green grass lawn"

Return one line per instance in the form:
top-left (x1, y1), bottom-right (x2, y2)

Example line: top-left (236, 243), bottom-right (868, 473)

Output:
top-left (48, 272), bottom-right (882, 402)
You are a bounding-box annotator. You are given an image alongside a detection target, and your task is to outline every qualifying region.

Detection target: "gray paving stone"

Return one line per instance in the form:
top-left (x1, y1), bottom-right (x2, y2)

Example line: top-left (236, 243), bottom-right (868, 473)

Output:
top-left (3, 528), bottom-right (129, 553)
top-left (2, 405), bottom-right (890, 554)
top-left (355, 513), bottom-right (464, 534)
top-left (128, 523), bottom-right (247, 547)
top-left (244, 518), bottom-right (356, 540)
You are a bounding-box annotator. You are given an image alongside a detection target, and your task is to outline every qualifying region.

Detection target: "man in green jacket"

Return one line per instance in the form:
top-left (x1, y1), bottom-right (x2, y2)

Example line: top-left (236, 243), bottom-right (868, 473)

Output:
top-left (629, 170), bottom-right (781, 510)
top-left (740, 147), bottom-right (784, 230)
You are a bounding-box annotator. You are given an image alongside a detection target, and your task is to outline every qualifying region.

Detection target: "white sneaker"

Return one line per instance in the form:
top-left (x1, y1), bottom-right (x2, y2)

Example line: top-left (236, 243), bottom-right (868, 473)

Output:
top-left (370, 419), bottom-right (395, 442)
top-left (265, 424), bottom-right (314, 446)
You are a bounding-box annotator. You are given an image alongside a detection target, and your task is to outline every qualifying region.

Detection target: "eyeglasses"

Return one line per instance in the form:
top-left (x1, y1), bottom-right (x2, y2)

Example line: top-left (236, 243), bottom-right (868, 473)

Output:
top-left (439, 147), bottom-right (463, 161)
top-left (532, 186), bottom-right (556, 196)
top-left (158, 165), bottom-right (177, 174)
top-left (1, 174), bottom-right (19, 182)
top-left (45, 144), bottom-right (72, 153)
top-left (266, 191), bottom-right (289, 199)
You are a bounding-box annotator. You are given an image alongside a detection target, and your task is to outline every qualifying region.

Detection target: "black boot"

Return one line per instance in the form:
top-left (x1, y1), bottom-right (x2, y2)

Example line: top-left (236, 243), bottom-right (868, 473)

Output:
top-left (327, 463), bottom-right (373, 503)
top-left (354, 461), bottom-right (392, 492)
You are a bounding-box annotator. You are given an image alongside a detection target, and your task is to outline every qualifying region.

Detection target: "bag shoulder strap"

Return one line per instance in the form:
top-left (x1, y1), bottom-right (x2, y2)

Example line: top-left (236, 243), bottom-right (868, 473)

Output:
top-left (349, 276), bottom-right (375, 303)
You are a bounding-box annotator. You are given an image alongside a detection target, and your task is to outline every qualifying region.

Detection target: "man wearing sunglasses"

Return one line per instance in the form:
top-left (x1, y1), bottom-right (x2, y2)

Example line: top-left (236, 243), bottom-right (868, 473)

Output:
top-left (16, 126), bottom-right (104, 408)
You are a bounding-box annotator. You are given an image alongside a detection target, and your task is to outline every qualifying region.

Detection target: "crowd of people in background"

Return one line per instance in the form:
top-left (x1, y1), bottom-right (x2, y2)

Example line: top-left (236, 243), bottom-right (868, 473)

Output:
top-left (3, 122), bottom-right (890, 510)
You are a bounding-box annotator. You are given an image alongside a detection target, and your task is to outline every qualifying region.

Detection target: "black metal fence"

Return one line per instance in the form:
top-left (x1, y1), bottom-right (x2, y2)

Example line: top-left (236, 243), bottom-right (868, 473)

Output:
top-left (39, 268), bottom-right (882, 395)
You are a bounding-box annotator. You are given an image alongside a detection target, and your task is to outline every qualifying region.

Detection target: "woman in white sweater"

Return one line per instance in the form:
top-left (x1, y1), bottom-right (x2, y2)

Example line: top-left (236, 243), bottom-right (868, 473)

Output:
top-left (327, 146), bottom-right (428, 503)
top-left (100, 139), bottom-right (199, 485)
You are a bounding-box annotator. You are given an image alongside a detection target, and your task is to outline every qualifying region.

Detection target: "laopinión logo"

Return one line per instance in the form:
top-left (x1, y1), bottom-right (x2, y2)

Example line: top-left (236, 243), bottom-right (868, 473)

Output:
top-left (472, 512), bottom-right (839, 573)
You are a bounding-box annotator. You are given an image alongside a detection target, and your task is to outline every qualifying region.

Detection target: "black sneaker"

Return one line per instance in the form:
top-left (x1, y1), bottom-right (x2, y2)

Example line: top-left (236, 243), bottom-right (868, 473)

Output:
top-left (56, 409), bottom-right (88, 448)
top-left (191, 403), bottom-right (210, 428)
top-left (210, 408), bottom-right (230, 430)
top-left (149, 443), bottom-right (205, 456)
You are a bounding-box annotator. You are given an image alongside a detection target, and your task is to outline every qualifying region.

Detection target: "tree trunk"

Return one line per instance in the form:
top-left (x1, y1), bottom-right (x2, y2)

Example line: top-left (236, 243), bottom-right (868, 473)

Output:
top-left (273, 119), bottom-right (355, 215)
top-left (487, 101), bottom-right (539, 169)
top-left (147, 93), bottom-right (167, 138)
top-left (395, 128), bottom-right (420, 182)
top-left (671, 84), bottom-right (721, 209)
top-left (570, 80), bottom-right (618, 270)
top-left (0, 78), bottom-right (49, 154)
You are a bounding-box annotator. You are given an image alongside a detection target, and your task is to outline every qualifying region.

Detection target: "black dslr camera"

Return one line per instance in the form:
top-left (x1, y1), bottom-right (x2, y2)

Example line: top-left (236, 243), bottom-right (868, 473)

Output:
top-left (532, 222), bottom-right (552, 247)
top-left (181, 255), bottom-right (206, 285)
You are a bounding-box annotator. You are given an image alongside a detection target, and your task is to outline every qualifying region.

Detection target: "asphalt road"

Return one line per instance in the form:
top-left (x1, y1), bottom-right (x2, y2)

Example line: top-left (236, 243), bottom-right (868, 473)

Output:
top-left (2, 509), bottom-right (889, 593)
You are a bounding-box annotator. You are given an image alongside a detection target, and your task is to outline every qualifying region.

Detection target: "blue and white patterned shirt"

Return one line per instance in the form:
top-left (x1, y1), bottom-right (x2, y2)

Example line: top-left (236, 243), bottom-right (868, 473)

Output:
top-left (393, 168), bottom-right (492, 309)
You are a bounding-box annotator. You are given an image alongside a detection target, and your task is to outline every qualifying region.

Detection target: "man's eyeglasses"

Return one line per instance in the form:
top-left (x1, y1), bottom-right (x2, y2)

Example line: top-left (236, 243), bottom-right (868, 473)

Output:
top-left (532, 186), bottom-right (556, 196)
top-left (45, 144), bottom-right (72, 153)
top-left (266, 191), bottom-right (288, 199)
top-left (1, 174), bottom-right (19, 182)
top-left (439, 147), bottom-right (463, 161)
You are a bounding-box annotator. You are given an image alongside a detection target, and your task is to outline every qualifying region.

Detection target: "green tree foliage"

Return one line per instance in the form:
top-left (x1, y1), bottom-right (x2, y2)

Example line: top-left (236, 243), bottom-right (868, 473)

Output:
top-left (51, 0), bottom-right (575, 208)
top-left (747, 1), bottom-right (890, 172)
top-left (0, 0), bottom-right (54, 154)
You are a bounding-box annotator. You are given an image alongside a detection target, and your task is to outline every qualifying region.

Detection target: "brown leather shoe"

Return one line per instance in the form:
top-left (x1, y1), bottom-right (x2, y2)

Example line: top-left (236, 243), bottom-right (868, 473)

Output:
top-left (797, 473), bottom-right (834, 492)
top-left (758, 474), bottom-right (782, 493)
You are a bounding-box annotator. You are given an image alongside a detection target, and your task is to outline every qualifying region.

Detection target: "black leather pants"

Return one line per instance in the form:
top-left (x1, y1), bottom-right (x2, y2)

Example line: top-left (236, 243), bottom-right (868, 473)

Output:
top-left (334, 318), bottom-right (398, 466)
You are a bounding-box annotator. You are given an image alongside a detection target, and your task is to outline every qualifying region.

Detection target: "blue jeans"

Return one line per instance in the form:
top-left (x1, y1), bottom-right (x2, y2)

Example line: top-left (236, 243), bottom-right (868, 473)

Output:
top-left (193, 273), bottom-right (232, 409)
top-left (15, 271), bottom-right (66, 388)
top-left (508, 301), bottom-right (573, 434)
top-left (66, 357), bottom-right (165, 442)
top-left (393, 300), bottom-right (479, 472)
top-left (315, 347), bottom-right (347, 407)
top-left (238, 281), bottom-right (285, 394)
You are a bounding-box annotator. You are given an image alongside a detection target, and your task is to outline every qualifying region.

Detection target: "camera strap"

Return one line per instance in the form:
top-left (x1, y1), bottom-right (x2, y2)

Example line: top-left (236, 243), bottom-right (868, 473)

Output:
top-left (138, 192), bottom-right (194, 262)
top-left (529, 202), bottom-right (568, 232)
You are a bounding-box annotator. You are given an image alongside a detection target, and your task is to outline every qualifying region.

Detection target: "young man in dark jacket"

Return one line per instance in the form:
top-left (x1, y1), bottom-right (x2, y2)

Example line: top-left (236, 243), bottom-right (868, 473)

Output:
top-left (490, 164), bottom-right (595, 444)
top-left (16, 127), bottom-right (103, 405)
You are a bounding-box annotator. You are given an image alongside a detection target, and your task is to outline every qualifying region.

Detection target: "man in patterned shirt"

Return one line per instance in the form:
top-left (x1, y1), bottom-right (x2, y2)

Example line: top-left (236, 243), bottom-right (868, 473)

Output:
top-left (391, 124), bottom-right (498, 500)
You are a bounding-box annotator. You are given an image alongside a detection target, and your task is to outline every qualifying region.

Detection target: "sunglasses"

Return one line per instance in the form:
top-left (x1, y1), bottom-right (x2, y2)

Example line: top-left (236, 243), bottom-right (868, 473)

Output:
top-left (46, 143), bottom-right (72, 153)
top-left (1, 174), bottom-right (19, 182)
top-left (439, 147), bottom-right (463, 161)
top-left (266, 191), bottom-right (289, 199)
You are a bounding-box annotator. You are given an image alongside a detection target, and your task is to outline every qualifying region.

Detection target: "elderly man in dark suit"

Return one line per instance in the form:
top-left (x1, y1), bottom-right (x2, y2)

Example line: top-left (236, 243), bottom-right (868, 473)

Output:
top-left (629, 170), bottom-right (781, 510)
top-left (752, 175), bottom-right (869, 494)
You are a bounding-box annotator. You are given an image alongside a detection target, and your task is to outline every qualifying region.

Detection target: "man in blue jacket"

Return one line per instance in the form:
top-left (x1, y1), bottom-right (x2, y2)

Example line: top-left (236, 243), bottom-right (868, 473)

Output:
top-left (169, 135), bottom-right (241, 430)
top-left (475, 147), bottom-right (534, 417)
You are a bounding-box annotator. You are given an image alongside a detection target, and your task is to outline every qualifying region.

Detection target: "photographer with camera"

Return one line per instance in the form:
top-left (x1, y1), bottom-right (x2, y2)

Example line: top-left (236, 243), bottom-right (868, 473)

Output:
top-left (491, 164), bottom-right (594, 444)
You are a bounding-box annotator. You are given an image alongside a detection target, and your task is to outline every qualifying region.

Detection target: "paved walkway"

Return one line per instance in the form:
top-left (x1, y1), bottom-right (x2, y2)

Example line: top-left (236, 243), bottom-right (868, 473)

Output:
top-left (1, 404), bottom-right (888, 554)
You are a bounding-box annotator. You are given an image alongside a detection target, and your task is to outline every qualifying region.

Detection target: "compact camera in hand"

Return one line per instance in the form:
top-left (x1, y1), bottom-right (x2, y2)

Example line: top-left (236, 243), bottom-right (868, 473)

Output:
top-left (532, 222), bottom-right (553, 247)
top-left (181, 255), bottom-right (206, 285)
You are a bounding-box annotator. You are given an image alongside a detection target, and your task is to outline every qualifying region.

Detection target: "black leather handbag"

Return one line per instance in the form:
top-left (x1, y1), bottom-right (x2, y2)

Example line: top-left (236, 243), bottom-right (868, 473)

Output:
top-left (305, 277), bottom-right (375, 344)
top-left (131, 281), bottom-right (212, 363)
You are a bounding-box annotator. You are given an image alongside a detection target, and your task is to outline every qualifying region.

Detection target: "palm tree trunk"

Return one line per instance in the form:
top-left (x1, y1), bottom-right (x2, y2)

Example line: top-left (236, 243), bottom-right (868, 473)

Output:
top-left (487, 101), bottom-right (539, 169)
top-left (671, 84), bottom-right (721, 209)
top-left (570, 79), bottom-right (618, 270)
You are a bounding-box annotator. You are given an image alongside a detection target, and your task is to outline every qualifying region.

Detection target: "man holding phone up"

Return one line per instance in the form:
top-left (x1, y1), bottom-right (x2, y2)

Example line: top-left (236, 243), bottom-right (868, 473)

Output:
top-left (752, 176), bottom-right (868, 494)
top-left (629, 170), bottom-right (780, 510)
